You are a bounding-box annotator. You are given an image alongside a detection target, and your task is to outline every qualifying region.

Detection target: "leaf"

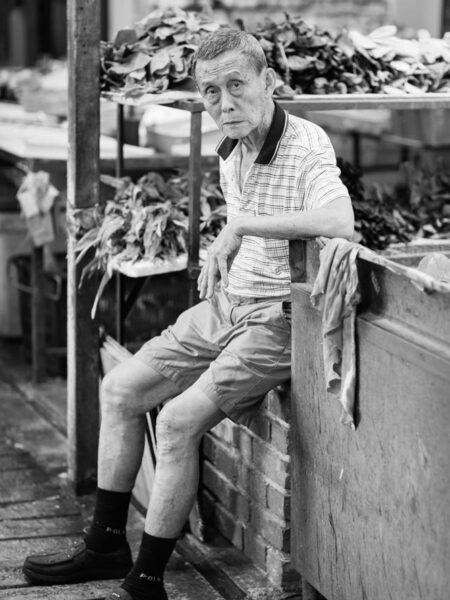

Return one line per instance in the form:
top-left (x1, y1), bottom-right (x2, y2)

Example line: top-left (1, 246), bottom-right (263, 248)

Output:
top-left (368, 25), bottom-right (398, 39)
top-left (154, 26), bottom-right (176, 41)
top-left (127, 68), bottom-right (147, 82)
top-left (150, 48), bottom-right (171, 75)
top-left (108, 52), bottom-right (151, 75)
top-left (74, 228), bottom-right (99, 263)
top-left (341, 72), bottom-right (363, 85)
top-left (185, 14), bottom-right (200, 33)
top-left (390, 60), bottom-right (413, 74)
top-left (286, 55), bottom-right (315, 71)
top-left (113, 28), bottom-right (138, 48)
top-left (200, 22), bottom-right (220, 32)
top-left (135, 11), bottom-right (164, 37)
top-left (91, 271), bottom-right (111, 320)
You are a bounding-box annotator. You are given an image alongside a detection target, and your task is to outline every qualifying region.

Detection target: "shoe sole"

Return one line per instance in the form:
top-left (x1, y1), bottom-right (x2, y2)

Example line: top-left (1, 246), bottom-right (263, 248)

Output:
top-left (22, 563), bottom-right (132, 585)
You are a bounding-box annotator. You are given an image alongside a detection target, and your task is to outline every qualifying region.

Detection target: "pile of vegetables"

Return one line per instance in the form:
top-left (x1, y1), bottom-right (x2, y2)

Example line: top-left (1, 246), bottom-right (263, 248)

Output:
top-left (338, 158), bottom-right (450, 249)
top-left (72, 158), bottom-right (450, 281)
top-left (100, 8), bottom-right (219, 95)
top-left (71, 170), bottom-right (225, 281)
top-left (255, 17), bottom-right (450, 97)
top-left (100, 8), bottom-right (450, 99)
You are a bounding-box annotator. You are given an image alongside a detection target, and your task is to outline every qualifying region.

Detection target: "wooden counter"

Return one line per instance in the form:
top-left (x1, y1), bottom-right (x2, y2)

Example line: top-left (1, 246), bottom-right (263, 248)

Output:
top-left (289, 240), bottom-right (450, 600)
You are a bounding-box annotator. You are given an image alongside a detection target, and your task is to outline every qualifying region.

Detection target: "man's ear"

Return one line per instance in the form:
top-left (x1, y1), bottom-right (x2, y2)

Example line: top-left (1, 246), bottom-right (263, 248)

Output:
top-left (264, 67), bottom-right (277, 95)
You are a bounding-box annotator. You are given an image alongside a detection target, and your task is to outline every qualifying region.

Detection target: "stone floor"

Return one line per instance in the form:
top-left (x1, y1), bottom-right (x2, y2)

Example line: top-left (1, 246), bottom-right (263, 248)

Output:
top-left (0, 340), bottom-right (300, 599)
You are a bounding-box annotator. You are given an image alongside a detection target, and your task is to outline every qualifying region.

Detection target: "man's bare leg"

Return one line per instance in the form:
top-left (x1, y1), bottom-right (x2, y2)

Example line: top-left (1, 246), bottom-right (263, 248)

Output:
top-left (145, 388), bottom-right (224, 537)
top-left (22, 355), bottom-right (182, 589)
top-left (119, 387), bottom-right (224, 599)
top-left (97, 356), bottom-right (180, 492)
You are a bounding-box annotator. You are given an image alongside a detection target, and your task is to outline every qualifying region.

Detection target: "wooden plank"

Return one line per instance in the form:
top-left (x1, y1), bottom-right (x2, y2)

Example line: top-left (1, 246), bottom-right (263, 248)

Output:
top-left (0, 515), bottom-right (83, 541)
top-left (0, 553), bottom-right (225, 599)
top-left (102, 92), bottom-right (450, 111)
top-left (0, 579), bottom-right (121, 598)
top-left (290, 250), bottom-right (450, 600)
top-left (66, 0), bottom-right (102, 492)
top-left (0, 440), bottom-right (16, 456)
top-left (0, 455), bottom-right (34, 471)
top-left (166, 565), bottom-right (226, 600)
top-left (0, 497), bottom-right (80, 521)
top-left (18, 378), bottom-right (67, 436)
top-left (0, 484), bottom-right (59, 506)
top-left (0, 468), bottom-right (48, 487)
top-left (279, 93), bottom-right (450, 111)
top-left (0, 566), bottom-right (28, 591)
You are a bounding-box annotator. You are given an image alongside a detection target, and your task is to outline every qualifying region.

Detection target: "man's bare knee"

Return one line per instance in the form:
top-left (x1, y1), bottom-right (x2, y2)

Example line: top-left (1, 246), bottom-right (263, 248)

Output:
top-left (155, 390), bottom-right (223, 460)
top-left (100, 367), bottom-right (137, 415)
top-left (155, 403), bottom-right (201, 459)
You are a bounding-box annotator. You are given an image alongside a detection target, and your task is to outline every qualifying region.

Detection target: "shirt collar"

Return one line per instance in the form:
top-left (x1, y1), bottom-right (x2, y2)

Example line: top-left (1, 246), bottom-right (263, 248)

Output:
top-left (215, 101), bottom-right (287, 165)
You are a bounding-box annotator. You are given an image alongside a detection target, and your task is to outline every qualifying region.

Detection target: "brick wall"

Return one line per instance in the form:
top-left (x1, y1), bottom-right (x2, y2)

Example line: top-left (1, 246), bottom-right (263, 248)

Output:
top-left (200, 383), bottom-right (299, 590)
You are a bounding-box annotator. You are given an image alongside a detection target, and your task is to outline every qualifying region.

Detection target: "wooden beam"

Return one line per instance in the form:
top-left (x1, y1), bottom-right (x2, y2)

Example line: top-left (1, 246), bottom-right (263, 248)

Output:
top-left (24, 0), bottom-right (39, 65)
top-left (66, 0), bottom-right (101, 493)
top-left (30, 246), bottom-right (46, 383)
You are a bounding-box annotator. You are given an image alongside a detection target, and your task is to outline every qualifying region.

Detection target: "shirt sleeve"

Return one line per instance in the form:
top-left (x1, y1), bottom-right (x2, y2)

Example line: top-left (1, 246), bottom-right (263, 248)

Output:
top-left (301, 144), bottom-right (350, 211)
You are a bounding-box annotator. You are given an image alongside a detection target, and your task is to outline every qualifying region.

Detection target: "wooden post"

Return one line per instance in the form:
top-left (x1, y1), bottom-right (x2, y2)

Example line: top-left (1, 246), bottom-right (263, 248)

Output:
top-left (30, 245), bottom-right (46, 383)
top-left (66, 0), bottom-right (101, 493)
top-left (24, 0), bottom-right (39, 65)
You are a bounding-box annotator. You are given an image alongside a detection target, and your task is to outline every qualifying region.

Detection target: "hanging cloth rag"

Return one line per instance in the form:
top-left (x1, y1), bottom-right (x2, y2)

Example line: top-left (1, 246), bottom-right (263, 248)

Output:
top-left (310, 238), bottom-right (363, 429)
top-left (310, 238), bottom-right (450, 429)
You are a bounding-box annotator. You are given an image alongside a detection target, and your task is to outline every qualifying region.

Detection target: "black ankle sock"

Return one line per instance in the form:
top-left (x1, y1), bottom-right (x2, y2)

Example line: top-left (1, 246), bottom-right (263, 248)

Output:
top-left (121, 532), bottom-right (177, 600)
top-left (85, 487), bottom-right (132, 553)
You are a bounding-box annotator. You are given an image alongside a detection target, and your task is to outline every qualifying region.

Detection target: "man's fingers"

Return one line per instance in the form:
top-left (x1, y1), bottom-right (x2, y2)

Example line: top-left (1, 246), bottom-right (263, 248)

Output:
top-left (217, 256), bottom-right (228, 288)
top-left (206, 258), bottom-right (219, 298)
top-left (198, 243), bottom-right (235, 299)
top-left (197, 263), bottom-right (208, 298)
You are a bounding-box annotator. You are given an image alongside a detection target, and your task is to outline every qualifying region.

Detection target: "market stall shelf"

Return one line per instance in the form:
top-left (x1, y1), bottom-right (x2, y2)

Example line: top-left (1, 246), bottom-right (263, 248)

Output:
top-left (104, 90), bottom-right (450, 111)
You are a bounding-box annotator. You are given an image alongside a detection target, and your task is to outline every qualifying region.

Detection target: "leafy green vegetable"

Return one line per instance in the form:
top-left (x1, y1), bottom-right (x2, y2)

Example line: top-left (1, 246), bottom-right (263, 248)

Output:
top-left (338, 158), bottom-right (450, 250)
top-left (100, 8), bottom-right (220, 95)
top-left (101, 9), bottom-right (450, 98)
top-left (71, 170), bottom-right (225, 282)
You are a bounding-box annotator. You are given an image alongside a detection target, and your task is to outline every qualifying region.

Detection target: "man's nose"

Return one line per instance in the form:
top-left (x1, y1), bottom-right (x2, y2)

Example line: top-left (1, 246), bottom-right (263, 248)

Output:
top-left (220, 89), bottom-right (235, 112)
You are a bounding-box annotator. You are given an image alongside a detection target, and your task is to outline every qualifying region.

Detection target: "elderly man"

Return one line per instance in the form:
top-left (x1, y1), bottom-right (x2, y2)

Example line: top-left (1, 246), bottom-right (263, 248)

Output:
top-left (23, 27), bottom-right (354, 600)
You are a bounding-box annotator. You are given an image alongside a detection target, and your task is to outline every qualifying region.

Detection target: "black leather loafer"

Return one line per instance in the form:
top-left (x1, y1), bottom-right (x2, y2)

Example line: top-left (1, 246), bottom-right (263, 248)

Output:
top-left (22, 539), bottom-right (132, 584)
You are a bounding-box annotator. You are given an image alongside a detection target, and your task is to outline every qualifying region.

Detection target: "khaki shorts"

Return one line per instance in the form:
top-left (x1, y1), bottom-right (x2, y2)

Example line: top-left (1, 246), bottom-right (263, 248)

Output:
top-left (134, 285), bottom-right (291, 425)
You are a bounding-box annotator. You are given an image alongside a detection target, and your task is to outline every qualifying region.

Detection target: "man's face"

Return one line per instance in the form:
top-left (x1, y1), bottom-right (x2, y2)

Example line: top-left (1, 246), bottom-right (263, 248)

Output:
top-left (195, 49), bottom-right (271, 140)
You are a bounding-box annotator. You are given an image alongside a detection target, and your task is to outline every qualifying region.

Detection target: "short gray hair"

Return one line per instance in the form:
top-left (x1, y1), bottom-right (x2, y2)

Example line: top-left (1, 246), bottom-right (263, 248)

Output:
top-left (191, 28), bottom-right (267, 79)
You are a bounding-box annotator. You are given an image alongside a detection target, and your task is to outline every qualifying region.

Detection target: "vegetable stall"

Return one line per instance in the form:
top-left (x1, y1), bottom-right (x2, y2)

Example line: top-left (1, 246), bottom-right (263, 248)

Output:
top-left (67, 2), bottom-right (450, 595)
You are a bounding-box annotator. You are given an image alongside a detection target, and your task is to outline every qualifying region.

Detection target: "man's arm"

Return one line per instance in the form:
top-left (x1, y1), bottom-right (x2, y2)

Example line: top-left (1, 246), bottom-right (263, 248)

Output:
top-left (198, 144), bottom-right (355, 299)
top-left (197, 197), bottom-right (354, 299)
top-left (233, 196), bottom-right (354, 241)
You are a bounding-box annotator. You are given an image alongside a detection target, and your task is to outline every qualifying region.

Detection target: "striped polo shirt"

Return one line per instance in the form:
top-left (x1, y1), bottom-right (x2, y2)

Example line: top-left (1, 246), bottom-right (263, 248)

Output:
top-left (216, 101), bottom-right (350, 298)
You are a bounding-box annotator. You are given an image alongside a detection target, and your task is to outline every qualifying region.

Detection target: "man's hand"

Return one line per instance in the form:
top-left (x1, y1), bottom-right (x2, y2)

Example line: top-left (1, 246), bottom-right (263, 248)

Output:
top-left (198, 221), bottom-right (242, 299)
